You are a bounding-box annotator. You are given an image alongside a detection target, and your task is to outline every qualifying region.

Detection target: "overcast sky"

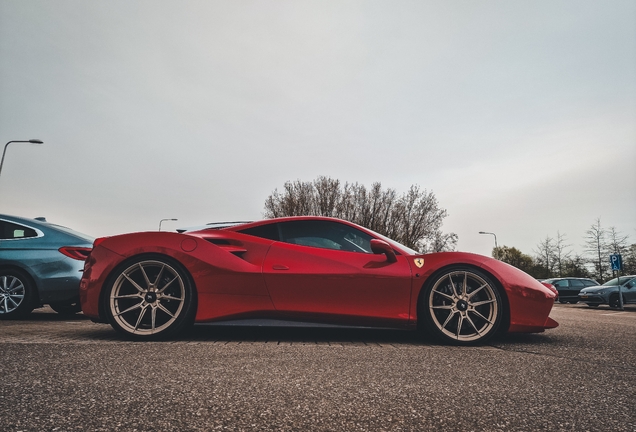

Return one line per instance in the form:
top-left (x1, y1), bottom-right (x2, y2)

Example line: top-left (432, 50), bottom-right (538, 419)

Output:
top-left (1, 0), bottom-right (634, 257)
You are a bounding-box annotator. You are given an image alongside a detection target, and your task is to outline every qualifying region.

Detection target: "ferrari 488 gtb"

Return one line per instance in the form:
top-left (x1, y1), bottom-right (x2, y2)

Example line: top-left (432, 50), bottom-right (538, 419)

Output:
top-left (80, 217), bottom-right (558, 344)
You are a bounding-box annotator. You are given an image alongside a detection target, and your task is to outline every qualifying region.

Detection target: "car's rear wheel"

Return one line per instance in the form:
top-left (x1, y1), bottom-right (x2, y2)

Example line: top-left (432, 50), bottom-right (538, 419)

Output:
top-left (586, 303), bottom-right (599, 308)
top-left (0, 269), bottom-right (35, 319)
top-left (569, 301), bottom-right (578, 304)
top-left (420, 267), bottom-right (503, 345)
top-left (49, 298), bottom-right (82, 315)
top-left (559, 299), bottom-right (567, 304)
top-left (104, 256), bottom-right (196, 340)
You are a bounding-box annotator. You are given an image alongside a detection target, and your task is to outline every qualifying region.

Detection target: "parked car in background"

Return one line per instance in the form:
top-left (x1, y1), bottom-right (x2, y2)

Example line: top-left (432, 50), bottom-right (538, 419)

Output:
top-left (0, 215), bottom-right (93, 318)
top-left (542, 277), bottom-right (599, 304)
top-left (578, 276), bottom-right (636, 308)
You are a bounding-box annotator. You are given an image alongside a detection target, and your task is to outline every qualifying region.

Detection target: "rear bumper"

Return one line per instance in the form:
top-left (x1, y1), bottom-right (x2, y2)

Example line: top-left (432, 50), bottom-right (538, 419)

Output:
top-left (79, 246), bottom-right (122, 320)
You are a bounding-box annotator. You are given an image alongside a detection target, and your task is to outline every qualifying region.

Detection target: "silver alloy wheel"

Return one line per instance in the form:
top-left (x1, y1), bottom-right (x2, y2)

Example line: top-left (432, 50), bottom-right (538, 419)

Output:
top-left (428, 271), bottom-right (499, 342)
top-left (0, 275), bottom-right (26, 314)
top-left (109, 260), bottom-right (186, 335)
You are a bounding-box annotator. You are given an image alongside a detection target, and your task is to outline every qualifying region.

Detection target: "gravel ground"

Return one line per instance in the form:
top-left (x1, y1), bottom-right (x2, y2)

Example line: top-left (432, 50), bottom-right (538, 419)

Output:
top-left (1, 304), bottom-right (634, 431)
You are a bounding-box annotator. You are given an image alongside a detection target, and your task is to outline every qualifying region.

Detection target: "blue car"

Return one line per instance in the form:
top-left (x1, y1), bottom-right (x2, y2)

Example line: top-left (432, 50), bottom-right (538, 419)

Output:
top-left (0, 214), bottom-right (93, 318)
top-left (578, 276), bottom-right (636, 308)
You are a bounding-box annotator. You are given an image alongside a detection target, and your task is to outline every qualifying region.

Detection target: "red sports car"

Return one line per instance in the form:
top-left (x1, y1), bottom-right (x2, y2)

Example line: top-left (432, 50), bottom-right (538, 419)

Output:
top-left (79, 217), bottom-right (558, 344)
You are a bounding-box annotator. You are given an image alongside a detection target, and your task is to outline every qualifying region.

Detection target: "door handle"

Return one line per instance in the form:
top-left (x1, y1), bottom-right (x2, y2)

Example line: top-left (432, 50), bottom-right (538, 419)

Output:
top-left (272, 264), bottom-right (289, 270)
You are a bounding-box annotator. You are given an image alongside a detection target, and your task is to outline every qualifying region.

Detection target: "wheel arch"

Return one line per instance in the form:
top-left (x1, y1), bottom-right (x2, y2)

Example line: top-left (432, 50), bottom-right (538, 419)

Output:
top-left (416, 263), bottom-right (511, 333)
top-left (97, 252), bottom-right (198, 323)
top-left (0, 264), bottom-right (41, 305)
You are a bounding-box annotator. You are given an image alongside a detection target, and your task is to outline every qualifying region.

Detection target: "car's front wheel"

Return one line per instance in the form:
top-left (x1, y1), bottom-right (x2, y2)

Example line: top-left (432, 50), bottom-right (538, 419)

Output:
top-left (0, 269), bottom-right (35, 319)
top-left (609, 294), bottom-right (622, 309)
top-left (420, 267), bottom-right (503, 345)
top-left (104, 256), bottom-right (197, 340)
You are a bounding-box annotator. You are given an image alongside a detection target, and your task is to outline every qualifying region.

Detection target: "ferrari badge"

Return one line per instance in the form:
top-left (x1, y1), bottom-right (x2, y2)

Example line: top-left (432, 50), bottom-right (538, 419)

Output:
top-left (414, 258), bottom-right (424, 268)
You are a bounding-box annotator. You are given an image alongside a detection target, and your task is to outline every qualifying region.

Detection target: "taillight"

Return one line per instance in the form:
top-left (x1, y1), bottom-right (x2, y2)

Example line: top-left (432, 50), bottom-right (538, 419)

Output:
top-left (59, 247), bottom-right (92, 261)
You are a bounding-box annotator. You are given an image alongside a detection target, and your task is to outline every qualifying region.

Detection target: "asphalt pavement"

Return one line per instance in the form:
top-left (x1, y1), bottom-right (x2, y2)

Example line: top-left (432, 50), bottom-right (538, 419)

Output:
top-left (1, 303), bottom-right (635, 431)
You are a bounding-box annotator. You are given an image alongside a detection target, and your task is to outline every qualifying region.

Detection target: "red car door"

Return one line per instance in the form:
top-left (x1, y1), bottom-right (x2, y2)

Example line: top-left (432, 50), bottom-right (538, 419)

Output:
top-left (261, 220), bottom-right (412, 324)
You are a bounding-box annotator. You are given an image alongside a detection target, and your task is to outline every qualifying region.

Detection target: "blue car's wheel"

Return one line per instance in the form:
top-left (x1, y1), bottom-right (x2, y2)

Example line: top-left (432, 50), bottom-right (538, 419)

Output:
top-left (609, 294), bottom-right (622, 309)
top-left (0, 269), bottom-right (35, 319)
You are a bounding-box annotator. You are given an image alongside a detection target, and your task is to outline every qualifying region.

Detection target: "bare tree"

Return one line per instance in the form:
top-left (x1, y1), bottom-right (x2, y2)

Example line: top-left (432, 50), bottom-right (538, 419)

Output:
top-left (553, 231), bottom-right (571, 277)
top-left (422, 231), bottom-right (459, 253)
top-left (605, 226), bottom-right (629, 255)
top-left (264, 177), bottom-right (456, 252)
top-left (623, 243), bottom-right (636, 274)
top-left (584, 218), bottom-right (607, 282)
top-left (534, 236), bottom-right (555, 278)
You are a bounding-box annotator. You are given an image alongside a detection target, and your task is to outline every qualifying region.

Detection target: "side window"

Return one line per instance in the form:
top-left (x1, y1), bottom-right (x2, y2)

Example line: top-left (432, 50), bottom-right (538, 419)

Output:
top-left (0, 221), bottom-right (38, 240)
top-left (583, 280), bottom-right (598, 287)
top-left (569, 279), bottom-right (585, 288)
top-left (238, 223), bottom-right (280, 241)
top-left (553, 280), bottom-right (569, 288)
top-left (279, 220), bottom-right (373, 253)
top-left (626, 279), bottom-right (636, 289)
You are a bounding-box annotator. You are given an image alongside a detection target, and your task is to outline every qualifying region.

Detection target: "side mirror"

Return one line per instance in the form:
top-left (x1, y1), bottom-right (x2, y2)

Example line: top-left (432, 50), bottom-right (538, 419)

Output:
top-left (370, 239), bottom-right (397, 263)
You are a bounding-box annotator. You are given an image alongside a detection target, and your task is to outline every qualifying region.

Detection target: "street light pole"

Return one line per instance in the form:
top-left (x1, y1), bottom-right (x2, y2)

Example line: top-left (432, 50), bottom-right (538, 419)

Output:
top-left (479, 231), bottom-right (498, 259)
top-left (0, 139), bottom-right (44, 180)
top-left (159, 218), bottom-right (178, 231)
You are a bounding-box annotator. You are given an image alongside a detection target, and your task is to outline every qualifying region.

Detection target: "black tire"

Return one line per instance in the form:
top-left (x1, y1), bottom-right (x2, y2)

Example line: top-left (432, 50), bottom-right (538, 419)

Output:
top-left (586, 303), bottom-right (599, 308)
top-left (419, 266), bottom-right (503, 345)
top-left (0, 268), bottom-right (35, 319)
top-left (104, 255), bottom-right (197, 340)
top-left (569, 301), bottom-right (578, 304)
top-left (609, 294), bottom-right (621, 309)
top-left (49, 298), bottom-right (82, 315)
top-left (559, 299), bottom-right (567, 304)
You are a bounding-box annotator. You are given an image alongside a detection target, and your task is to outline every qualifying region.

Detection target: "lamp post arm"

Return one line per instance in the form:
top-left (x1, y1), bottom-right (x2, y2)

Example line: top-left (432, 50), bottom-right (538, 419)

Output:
top-left (0, 141), bottom-right (17, 177)
top-left (0, 140), bottom-right (44, 179)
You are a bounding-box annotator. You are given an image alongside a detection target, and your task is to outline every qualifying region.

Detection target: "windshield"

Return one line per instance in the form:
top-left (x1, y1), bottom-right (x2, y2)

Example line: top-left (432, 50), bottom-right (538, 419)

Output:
top-left (372, 232), bottom-right (419, 256)
top-left (602, 277), bottom-right (635, 287)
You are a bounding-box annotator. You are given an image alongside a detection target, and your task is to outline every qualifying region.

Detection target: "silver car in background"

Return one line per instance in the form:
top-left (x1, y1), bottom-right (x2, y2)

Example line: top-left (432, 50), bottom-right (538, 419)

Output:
top-left (0, 214), bottom-right (93, 318)
top-left (578, 276), bottom-right (636, 308)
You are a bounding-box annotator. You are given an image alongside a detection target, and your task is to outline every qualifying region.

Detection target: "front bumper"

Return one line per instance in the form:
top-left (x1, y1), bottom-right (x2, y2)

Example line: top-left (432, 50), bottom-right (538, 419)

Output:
top-left (578, 294), bottom-right (607, 304)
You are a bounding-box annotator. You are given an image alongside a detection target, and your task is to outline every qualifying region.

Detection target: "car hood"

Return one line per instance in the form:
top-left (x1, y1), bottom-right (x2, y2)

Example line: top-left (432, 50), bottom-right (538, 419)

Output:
top-left (579, 286), bottom-right (616, 294)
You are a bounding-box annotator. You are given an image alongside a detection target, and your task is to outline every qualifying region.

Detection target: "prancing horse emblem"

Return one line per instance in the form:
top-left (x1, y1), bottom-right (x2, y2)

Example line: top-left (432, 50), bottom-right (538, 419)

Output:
top-left (414, 258), bottom-right (424, 268)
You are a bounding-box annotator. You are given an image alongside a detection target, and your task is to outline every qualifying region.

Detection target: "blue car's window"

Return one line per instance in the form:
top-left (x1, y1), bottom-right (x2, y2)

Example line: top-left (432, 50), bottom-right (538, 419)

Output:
top-left (602, 277), bottom-right (634, 286)
top-left (0, 221), bottom-right (38, 240)
top-left (46, 224), bottom-right (94, 243)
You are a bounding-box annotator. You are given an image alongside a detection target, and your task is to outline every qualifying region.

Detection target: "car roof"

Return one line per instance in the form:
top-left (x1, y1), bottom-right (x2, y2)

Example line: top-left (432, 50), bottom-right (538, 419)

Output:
top-left (176, 221), bottom-right (253, 233)
top-left (543, 277), bottom-right (596, 281)
top-left (193, 216), bottom-right (418, 255)
top-left (0, 214), bottom-right (94, 244)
